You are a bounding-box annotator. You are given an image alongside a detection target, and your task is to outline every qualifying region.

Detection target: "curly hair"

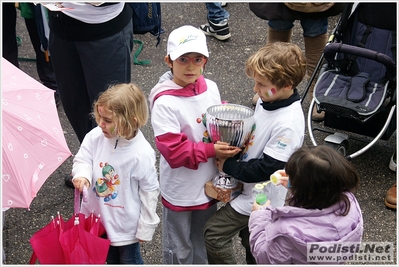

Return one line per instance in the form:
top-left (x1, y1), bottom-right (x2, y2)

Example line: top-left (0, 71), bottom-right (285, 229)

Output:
top-left (245, 42), bottom-right (306, 90)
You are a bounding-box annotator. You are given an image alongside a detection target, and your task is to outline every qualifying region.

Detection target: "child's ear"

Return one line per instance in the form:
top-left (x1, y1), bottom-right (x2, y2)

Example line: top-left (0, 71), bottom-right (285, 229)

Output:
top-left (282, 84), bottom-right (293, 91)
top-left (164, 55), bottom-right (173, 68)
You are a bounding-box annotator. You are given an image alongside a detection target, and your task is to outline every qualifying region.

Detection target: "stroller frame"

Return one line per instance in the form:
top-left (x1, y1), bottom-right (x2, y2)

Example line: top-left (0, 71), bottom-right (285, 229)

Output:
top-left (302, 3), bottom-right (397, 160)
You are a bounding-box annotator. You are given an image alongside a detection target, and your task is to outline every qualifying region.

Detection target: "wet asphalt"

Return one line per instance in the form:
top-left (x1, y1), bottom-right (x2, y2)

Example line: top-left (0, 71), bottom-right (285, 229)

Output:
top-left (2, 2), bottom-right (397, 265)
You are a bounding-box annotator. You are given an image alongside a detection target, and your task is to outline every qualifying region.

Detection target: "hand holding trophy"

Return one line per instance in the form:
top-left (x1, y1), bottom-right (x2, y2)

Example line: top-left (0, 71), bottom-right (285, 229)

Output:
top-left (205, 104), bottom-right (255, 202)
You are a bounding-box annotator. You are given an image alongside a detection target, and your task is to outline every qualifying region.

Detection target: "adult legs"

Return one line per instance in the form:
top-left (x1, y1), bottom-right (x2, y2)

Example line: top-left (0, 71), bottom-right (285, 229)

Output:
top-left (206, 2), bottom-right (230, 23)
top-left (24, 17), bottom-right (58, 91)
top-left (301, 18), bottom-right (328, 121)
top-left (49, 20), bottom-right (133, 143)
top-left (200, 3), bottom-right (231, 41)
top-left (2, 3), bottom-right (19, 68)
top-left (49, 34), bottom-right (93, 144)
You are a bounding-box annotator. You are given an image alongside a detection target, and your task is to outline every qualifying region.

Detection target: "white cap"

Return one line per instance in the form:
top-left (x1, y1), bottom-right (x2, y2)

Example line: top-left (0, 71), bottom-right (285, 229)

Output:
top-left (167, 25), bottom-right (209, 60)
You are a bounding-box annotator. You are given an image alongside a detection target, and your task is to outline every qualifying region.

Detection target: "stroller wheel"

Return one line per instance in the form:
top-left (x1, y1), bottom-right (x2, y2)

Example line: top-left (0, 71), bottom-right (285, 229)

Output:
top-left (324, 141), bottom-right (348, 157)
top-left (323, 132), bottom-right (349, 157)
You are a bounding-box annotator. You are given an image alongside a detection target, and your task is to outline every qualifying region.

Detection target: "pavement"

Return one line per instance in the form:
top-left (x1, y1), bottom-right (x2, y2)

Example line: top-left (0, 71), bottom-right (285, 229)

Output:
top-left (2, 2), bottom-right (397, 265)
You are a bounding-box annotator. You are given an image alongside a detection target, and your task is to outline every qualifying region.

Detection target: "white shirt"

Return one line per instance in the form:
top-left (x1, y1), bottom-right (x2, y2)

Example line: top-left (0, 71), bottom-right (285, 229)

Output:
top-left (230, 99), bottom-right (305, 216)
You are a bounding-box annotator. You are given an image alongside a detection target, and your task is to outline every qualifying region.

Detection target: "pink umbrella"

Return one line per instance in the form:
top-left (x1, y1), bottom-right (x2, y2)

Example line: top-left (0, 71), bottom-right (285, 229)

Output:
top-left (2, 57), bottom-right (72, 209)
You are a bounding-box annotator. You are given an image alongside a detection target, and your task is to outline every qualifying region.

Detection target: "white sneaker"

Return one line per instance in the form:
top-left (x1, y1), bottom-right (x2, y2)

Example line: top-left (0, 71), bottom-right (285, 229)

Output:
top-left (221, 2), bottom-right (227, 7)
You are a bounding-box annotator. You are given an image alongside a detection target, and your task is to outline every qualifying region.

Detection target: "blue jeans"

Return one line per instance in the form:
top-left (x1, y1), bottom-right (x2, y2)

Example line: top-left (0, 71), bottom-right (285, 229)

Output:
top-left (206, 3), bottom-right (229, 24)
top-left (268, 17), bottom-right (328, 37)
top-left (106, 242), bottom-right (144, 264)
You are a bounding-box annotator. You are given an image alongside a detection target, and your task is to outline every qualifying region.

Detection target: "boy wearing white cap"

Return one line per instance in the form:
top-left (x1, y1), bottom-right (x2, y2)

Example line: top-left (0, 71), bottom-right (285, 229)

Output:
top-left (148, 25), bottom-right (240, 264)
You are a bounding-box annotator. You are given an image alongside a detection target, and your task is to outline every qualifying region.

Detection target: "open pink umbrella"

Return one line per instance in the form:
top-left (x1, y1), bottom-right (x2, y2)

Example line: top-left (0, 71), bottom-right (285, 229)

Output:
top-left (2, 57), bottom-right (72, 209)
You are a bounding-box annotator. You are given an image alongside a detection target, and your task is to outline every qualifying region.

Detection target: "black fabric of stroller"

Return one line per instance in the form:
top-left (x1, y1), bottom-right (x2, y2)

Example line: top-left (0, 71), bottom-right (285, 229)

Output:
top-left (314, 3), bottom-right (396, 120)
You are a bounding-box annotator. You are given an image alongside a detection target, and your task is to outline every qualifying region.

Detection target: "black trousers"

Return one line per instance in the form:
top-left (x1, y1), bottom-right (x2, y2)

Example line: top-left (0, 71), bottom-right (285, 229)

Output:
top-left (49, 20), bottom-right (133, 143)
top-left (2, 3), bottom-right (19, 67)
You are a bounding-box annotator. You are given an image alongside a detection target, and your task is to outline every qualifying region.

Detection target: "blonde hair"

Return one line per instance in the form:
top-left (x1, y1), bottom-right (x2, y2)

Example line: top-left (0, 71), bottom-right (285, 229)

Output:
top-left (93, 83), bottom-right (149, 140)
top-left (245, 42), bottom-right (306, 90)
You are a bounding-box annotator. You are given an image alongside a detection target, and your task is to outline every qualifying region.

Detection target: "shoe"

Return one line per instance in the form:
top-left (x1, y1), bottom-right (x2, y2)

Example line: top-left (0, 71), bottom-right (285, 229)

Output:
top-left (199, 19), bottom-right (231, 41)
top-left (389, 151), bottom-right (396, 172)
top-left (384, 183), bottom-right (396, 209)
top-left (311, 106), bottom-right (325, 122)
top-left (252, 93), bottom-right (259, 106)
top-left (221, 2), bottom-right (227, 7)
top-left (65, 174), bottom-right (74, 189)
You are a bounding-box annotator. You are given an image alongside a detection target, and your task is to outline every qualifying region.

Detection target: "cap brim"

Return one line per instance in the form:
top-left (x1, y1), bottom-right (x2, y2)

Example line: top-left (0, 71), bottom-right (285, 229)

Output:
top-left (170, 47), bottom-right (209, 60)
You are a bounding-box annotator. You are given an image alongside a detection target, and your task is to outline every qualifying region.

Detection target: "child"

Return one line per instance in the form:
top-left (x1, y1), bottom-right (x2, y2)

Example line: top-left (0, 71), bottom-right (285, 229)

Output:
top-left (148, 25), bottom-right (240, 264)
top-left (249, 145), bottom-right (364, 264)
top-left (204, 42), bottom-right (307, 264)
top-left (72, 83), bottom-right (160, 264)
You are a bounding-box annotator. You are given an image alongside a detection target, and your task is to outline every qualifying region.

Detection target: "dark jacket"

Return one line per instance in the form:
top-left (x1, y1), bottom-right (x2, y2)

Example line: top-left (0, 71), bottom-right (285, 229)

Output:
top-left (249, 3), bottom-right (345, 21)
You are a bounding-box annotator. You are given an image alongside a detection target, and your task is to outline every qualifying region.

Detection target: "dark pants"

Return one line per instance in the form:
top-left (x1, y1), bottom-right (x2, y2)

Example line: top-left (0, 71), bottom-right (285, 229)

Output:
top-left (203, 203), bottom-right (256, 264)
top-left (49, 20), bottom-right (133, 143)
top-left (107, 242), bottom-right (144, 264)
top-left (24, 16), bottom-right (58, 91)
top-left (2, 3), bottom-right (19, 67)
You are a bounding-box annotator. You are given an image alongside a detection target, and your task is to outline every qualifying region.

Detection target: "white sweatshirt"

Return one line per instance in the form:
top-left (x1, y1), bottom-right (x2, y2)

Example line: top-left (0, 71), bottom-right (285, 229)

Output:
top-left (72, 127), bottom-right (160, 246)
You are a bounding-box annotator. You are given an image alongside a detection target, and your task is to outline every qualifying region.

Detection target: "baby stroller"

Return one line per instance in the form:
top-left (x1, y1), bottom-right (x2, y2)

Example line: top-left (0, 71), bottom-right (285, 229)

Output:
top-left (303, 3), bottom-right (396, 159)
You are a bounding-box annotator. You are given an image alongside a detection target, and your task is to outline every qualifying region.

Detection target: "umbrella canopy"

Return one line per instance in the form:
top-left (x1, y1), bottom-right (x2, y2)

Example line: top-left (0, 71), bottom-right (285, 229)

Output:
top-left (2, 57), bottom-right (72, 209)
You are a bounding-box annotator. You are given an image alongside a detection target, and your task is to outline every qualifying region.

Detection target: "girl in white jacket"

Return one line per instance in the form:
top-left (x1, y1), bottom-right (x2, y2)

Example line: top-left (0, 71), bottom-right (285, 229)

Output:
top-left (72, 83), bottom-right (160, 264)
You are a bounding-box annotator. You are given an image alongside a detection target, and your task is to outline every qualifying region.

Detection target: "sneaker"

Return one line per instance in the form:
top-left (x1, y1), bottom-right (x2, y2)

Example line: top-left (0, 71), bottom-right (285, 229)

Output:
top-left (65, 174), bottom-right (74, 188)
top-left (199, 19), bottom-right (231, 41)
top-left (221, 2), bottom-right (227, 7)
top-left (389, 151), bottom-right (397, 172)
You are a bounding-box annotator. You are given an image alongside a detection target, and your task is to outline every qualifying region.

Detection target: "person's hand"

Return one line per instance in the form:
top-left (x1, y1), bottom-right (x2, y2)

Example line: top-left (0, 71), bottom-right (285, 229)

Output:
top-left (214, 141), bottom-right (241, 159)
top-left (72, 177), bottom-right (90, 192)
top-left (252, 199), bottom-right (271, 211)
top-left (272, 169), bottom-right (290, 188)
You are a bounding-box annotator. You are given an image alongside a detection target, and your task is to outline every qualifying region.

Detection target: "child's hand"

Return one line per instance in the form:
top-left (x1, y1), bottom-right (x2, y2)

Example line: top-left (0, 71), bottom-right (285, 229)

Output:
top-left (214, 142), bottom-right (241, 159)
top-left (252, 199), bottom-right (271, 211)
top-left (72, 177), bottom-right (90, 192)
top-left (271, 169), bottom-right (290, 188)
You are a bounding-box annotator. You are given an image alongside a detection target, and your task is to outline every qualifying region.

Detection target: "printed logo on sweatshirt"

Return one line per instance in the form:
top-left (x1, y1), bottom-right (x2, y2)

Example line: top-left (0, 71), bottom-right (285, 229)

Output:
top-left (94, 162), bottom-right (120, 203)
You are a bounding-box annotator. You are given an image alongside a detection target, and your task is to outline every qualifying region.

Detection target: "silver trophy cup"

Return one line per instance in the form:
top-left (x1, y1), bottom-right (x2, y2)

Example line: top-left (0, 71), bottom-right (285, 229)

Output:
top-left (206, 104), bottom-right (255, 188)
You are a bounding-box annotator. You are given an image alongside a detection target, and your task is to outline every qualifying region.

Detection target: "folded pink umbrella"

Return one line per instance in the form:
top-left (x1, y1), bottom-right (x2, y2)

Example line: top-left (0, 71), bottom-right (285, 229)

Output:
top-left (29, 189), bottom-right (110, 264)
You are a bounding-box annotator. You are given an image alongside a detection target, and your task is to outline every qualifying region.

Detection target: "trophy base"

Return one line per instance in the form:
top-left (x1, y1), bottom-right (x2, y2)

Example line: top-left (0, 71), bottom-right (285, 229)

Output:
top-left (205, 181), bottom-right (243, 203)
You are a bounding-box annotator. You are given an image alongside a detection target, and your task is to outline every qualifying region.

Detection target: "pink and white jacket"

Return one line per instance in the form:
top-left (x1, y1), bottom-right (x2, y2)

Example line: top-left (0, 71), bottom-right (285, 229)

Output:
top-left (149, 71), bottom-right (222, 210)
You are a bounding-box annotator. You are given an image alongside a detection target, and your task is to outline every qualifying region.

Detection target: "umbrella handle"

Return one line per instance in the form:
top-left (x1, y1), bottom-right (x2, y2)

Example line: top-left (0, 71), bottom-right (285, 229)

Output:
top-left (74, 185), bottom-right (88, 214)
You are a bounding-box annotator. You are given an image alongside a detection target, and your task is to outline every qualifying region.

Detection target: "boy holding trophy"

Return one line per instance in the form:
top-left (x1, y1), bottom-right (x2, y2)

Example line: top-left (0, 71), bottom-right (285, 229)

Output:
top-left (204, 42), bottom-right (307, 264)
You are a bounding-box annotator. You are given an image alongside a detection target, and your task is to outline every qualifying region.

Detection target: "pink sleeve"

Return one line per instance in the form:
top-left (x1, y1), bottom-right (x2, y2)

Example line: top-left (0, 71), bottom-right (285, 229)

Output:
top-left (155, 132), bottom-right (216, 169)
